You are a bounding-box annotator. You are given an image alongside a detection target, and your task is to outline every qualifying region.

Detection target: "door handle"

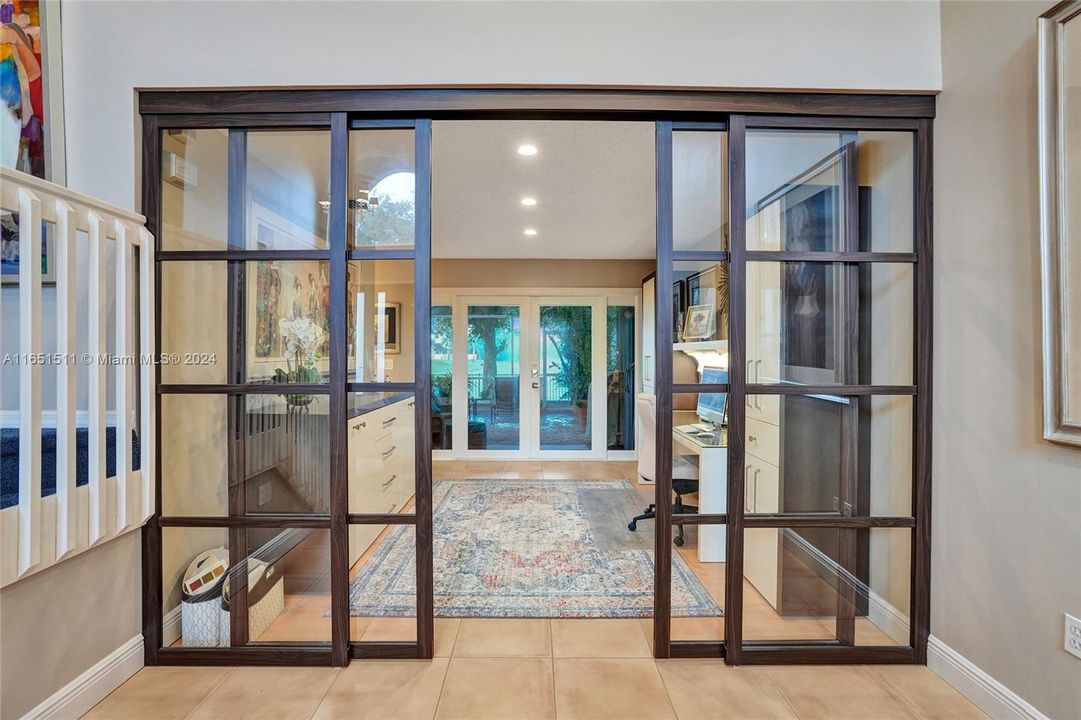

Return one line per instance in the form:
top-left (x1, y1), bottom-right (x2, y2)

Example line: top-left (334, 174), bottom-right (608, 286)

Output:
top-left (532, 382), bottom-right (539, 389)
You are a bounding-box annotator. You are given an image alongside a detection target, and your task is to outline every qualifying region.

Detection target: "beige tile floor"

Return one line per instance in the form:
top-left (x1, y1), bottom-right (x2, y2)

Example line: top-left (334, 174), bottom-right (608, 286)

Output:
top-left (87, 618), bottom-right (985, 719)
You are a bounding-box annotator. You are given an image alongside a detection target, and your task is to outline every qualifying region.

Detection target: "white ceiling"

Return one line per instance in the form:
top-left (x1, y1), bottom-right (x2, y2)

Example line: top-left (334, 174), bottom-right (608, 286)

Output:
top-left (432, 121), bottom-right (657, 259)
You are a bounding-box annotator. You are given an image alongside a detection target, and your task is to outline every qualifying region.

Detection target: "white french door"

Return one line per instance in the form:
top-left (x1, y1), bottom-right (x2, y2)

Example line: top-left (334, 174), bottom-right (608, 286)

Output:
top-left (445, 294), bottom-right (608, 460)
top-left (527, 297), bottom-right (606, 459)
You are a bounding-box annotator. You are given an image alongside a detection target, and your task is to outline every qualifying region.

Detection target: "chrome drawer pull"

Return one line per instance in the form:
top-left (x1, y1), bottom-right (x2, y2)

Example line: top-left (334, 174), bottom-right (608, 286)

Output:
top-left (381, 445), bottom-right (396, 457)
top-left (382, 416), bottom-right (397, 427)
top-left (382, 474), bottom-right (397, 488)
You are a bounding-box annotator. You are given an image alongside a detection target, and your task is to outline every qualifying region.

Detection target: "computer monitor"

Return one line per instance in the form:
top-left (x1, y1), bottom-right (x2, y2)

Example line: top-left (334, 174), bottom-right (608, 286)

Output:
top-left (697, 367), bottom-right (729, 426)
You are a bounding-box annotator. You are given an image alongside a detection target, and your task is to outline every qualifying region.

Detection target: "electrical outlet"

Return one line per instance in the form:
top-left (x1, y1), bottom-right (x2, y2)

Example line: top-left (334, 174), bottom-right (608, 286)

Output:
top-left (1066, 613), bottom-right (1081, 660)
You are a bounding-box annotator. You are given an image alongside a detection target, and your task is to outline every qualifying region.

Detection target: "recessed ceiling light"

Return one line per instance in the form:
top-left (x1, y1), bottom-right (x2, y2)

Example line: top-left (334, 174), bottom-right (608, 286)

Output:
top-left (517, 144), bottom-right (538, 156)
top-left (523, 228), bottom-right (538, 236)
top-left (520, 197), bottom-right (537, 207)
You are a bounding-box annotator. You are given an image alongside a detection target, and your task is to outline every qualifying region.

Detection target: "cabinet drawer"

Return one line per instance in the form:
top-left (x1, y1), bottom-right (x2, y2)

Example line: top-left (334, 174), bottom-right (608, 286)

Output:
top-left (746, 417), bottom-right (779, 465)
top-left (747, 393), bottom-right (780, 426)
top-left (351, 463), bottom-right (403, 514)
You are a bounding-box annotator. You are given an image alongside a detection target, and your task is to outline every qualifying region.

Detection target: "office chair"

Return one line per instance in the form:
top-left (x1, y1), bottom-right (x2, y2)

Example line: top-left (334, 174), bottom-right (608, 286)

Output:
top-left (628, 393), bottom-right (699, 546)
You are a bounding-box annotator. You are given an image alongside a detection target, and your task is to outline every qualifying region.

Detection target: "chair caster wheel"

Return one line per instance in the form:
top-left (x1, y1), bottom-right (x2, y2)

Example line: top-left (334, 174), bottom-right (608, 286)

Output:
top-left (673, 536), bottom-right (685, 547)
top-left (628, 522), bottom-right (637, 532)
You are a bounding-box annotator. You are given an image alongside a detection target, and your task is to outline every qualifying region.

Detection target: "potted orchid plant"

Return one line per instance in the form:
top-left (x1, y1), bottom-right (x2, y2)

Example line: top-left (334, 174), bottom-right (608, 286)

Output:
top-left (275, 316), bottom-right (325, 407)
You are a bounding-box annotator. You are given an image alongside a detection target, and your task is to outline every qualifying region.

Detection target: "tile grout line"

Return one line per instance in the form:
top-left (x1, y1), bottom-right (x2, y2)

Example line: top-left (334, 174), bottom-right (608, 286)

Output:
top-left (762, 665), bottom-right (806, 720)
top-left (860, 665), bottom-right (922, 720)
top-left (182, 666), bottom-right (239, 720)
top-left (429, 656), bottom-right (453, 720)
top-left (306, 666), bottom-right (343, 720)
top-left (549, 619), bottom-right (559, 720)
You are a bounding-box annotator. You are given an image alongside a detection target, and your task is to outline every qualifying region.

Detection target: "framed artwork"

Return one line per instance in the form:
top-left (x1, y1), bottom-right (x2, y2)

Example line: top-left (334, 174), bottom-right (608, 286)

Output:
top-left (1, 0), bottom-right (66, 182)
top-left (780, 186), bottom-right (836, 372)
top-left (682, 303), bottom-right (716, 341)
top-left (672, 279), bottom-right (685, 342)
top-left (246, 201), bottom-right (359, 379)
top-left (1, 210), bottom-right (54, 284)
top-left (1039, 0), bottom-right (1081, 446)
top-left (376, 302), bottom-right (401, 354)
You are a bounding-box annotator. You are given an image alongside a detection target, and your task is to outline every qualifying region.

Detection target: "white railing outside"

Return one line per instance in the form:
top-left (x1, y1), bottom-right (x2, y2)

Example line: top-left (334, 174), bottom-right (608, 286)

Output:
top-left (0, 166), bottom-right (155, 587)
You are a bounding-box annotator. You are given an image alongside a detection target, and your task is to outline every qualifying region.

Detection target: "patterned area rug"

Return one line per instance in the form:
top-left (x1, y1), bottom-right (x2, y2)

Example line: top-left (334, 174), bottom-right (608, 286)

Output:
top-left (347, 479), bottom-right (722, 618)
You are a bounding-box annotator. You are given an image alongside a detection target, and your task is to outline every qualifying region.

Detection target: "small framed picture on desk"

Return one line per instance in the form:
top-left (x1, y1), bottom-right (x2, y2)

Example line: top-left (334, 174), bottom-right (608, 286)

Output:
top-left (682, 303), bottom-right (715, 340)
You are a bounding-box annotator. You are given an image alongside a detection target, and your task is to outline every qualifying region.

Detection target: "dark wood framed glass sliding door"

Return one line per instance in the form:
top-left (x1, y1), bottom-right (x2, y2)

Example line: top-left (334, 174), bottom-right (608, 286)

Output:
top-left (140, 86), bottom-right (933, 668)
top-left (653, 115), bottom-right (930, 665)
top-left (145, 113), bottom-right (433, 666)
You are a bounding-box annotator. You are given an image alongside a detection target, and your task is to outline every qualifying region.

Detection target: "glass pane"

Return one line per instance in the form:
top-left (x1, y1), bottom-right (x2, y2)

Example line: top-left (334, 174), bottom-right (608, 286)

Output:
top-left (246, 130), bottom-right (331, 250)
top-left (744, 394), bottom-right (912, 517)
top-left (467, 304), bottom-right (521, 450)
top-left (161, 128), bottom-right (229, 251)
top-left (163, 527), bottom-right (330, 646)
top-left (746, 262), bottom-right (913, 386)
top-left (161, 394), bottom-right (228, 517)
top-left (607, 305), bottom-right (635, 451)
top-left (671, 524), bottom-right (725, 641)
top-left (349, 129), bottom-right (416, 250)
top-left (349, 524), bottom-right (417, 642)
top-left (348, 260), bottom-right (414, 384)
top-left (160, 261), bottom-right (228, 384)
top-left (746, 129), bottom-right (913, 253)
top-left (674, 260), bottom-right (729, 377)
top-left (539, 305), bottom-right (592, 451)
top-left (668, 394), bottom-right (727, 641)
top-left (742, 527), bottom-right (910, 646)
top-left (432, 305), bottom-right (454, 450)
top-left (348, 392), bottom-right (415, 515)
top-left (674, 130), bottom-right (728, 252)
top-left (245, 394), bottom-right (329, 514)
top-left (245, 260), bottom-right (330, 384)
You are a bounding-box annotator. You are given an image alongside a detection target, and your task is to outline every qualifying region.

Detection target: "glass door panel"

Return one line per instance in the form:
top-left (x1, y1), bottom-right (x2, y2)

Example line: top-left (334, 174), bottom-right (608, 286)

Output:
top-left (537, 304), bottom-right (593, 451)
top-left (432, 303), bottom-right (454, 451)
top-left (466, 304), bottom-right (522, 451)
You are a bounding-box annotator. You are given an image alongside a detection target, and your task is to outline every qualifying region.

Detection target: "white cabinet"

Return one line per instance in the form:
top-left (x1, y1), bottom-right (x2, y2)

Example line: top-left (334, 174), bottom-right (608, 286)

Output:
top-left (642, 275), bottom-right (656, 393)
top-left (347, 396), bottom-right (416, 566)
top-left (743, 250), bottom-right (783, 608)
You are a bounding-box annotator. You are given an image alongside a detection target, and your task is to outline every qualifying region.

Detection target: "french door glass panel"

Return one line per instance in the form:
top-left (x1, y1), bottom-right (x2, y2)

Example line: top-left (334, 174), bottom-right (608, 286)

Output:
top-left (466, 304), bottom-right (522, 451)
top-left (538, 304), bottom-right (593, 451)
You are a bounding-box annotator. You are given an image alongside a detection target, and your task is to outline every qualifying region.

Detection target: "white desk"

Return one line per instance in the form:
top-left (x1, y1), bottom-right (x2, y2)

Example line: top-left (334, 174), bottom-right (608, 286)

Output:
top-left (673, 425), bottom-right (727, 563)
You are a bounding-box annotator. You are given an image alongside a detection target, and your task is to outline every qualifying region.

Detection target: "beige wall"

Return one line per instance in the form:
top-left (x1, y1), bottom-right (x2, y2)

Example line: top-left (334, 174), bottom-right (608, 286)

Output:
top-left (934, 3), bottom-right (1081, 717)
top-left (433, 259), bottom-right (654, 289)
top-left (0, 531), bottom-right (142, 718)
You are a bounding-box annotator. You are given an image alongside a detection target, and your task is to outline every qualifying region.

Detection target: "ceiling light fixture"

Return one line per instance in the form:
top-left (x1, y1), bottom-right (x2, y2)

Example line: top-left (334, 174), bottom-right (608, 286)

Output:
top-left (517, 144), bottom-right (538, 156)
top-left (520, 197), bottom-right (537, 206)
top-left (523, 228), bottom-right (538, 237)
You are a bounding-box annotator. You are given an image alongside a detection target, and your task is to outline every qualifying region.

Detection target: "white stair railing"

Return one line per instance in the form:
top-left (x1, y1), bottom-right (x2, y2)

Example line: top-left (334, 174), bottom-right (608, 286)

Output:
top-left (0, 166), bottom-right (155, 586)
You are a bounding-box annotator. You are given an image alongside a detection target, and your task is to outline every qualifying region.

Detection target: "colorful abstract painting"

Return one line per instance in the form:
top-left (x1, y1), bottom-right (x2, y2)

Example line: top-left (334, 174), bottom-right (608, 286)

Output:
top-left (1, 0), bottom-right (46, 178)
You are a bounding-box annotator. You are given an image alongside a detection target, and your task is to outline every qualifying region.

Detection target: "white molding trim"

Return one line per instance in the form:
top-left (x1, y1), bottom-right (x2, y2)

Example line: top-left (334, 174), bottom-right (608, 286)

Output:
top-left (868, 589), bottom-right (911, 645)
top-left (163, 606), bottom-right (182, 648)
top-left (22, 634), bottom-right (143, 720)
top-left (927, 635), bottom-right (1048, 720)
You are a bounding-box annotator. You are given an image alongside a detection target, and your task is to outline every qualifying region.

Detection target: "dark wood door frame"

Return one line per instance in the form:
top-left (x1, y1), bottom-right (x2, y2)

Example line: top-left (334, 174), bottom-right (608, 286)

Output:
top-left (140, 86), bottom-right (934, 668)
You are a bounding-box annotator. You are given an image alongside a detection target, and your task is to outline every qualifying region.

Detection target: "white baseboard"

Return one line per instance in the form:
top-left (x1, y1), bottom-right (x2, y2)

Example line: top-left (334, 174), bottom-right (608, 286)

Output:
top-left (868, 589), bottom-right (911, 645)
top-left (163, 605), bottom-right (181, 648)
top-left (927, 635), bottom-right (1048, 720)
top-left (22, 634), bottom-right (143, 720)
